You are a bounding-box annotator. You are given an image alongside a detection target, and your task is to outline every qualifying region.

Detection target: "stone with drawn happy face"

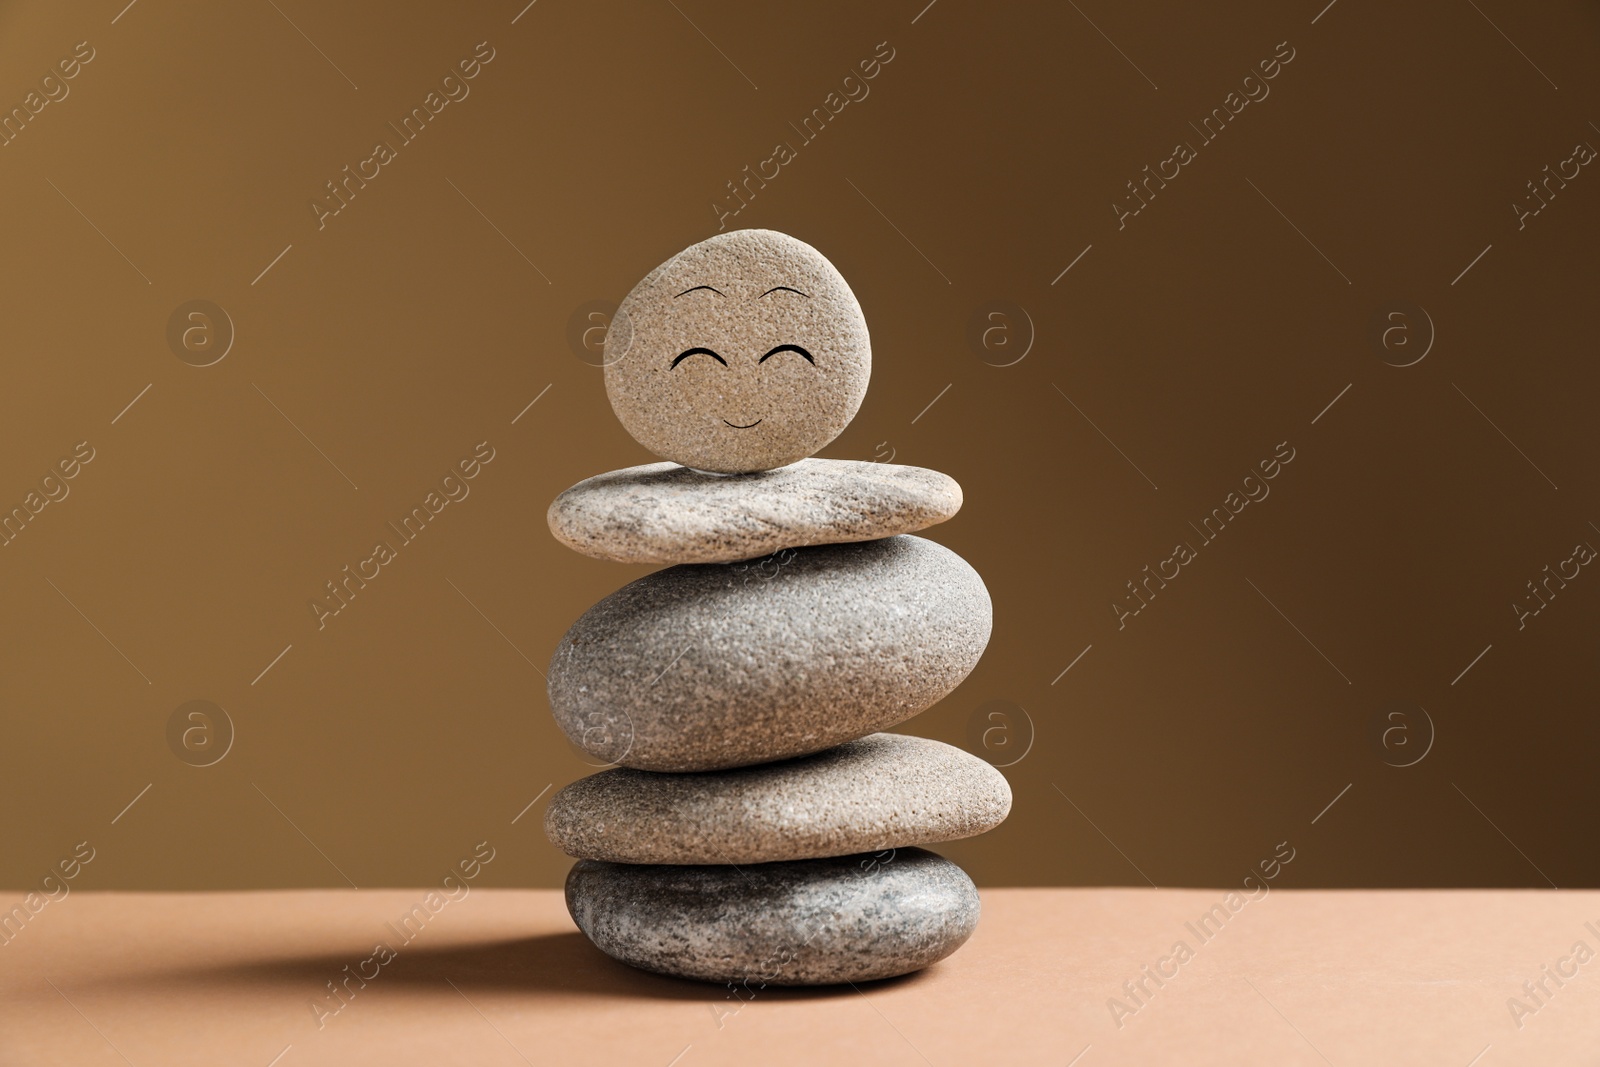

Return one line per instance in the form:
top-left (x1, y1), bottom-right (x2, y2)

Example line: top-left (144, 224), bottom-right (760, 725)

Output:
top-left (603, 230), bottom-right (870, 474)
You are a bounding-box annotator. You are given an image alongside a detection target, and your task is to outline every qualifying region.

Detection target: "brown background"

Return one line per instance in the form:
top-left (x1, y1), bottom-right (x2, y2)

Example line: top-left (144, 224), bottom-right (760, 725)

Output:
top-left (2, 0), bottom-right (1596, 894)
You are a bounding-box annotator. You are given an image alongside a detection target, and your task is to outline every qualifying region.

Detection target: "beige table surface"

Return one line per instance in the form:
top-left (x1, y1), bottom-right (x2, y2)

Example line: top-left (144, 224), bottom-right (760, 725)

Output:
top-left (1, 888), bottom-right (1594, 1066)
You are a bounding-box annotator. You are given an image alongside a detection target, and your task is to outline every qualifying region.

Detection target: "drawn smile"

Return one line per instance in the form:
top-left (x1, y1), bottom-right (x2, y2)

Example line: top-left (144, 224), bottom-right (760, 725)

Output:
top-left (723, 419), bottom-right (763, 429)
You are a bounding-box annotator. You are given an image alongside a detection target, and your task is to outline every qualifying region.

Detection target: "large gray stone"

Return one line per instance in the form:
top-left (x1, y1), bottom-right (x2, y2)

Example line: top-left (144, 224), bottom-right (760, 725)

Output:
top-left (548, 536), bottom-right (991, 771)
top-left (547, 458), bottom-right (961, 565)
top-left (565, 847), bottom-right (979, 985)
top-left (545, 733), bottom-right (1011, 864)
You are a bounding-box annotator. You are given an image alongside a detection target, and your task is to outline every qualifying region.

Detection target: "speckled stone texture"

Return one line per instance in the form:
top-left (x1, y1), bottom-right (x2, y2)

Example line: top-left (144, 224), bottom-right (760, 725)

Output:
top-left (603, 230), bottom-right (870, 474)
top-left (549, 228), bottom-right (998, 988)
top-left (547, 535), bottom-right (992, 771)
top-left (547, 458), bottom-right (962, 565)
top-left (545, 733), bottom-right (1012, 864)
top-left (565, 847), bottom-right (979, 985)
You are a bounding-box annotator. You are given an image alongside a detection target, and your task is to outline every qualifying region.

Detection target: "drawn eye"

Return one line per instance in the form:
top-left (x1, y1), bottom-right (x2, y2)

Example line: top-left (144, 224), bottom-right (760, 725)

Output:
top-left (758, 344), bottom-right (815, 365)
top-left (671, 347), bottom-right (727, 368)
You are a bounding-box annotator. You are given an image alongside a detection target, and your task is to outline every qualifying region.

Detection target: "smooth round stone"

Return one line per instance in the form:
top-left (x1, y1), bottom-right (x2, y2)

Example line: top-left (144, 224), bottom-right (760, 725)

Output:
top-left (603, 229), bottom-right (870, 474)
top-left (548, 535), bottom-right (991, 772)
top-left (547, 458), bottom-right (962, 565)
top-left (545, 733), bottom-right (1012, 864)
top-left (565, 847), bottom-right (979, 985)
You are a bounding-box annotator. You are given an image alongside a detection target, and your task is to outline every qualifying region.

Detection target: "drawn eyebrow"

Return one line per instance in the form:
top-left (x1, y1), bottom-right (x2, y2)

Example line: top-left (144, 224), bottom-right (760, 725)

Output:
top-left (675, 285), bottom-right (724, 298)
top-left (759, 286), bottom-right (809, 298)
top-left (758, 344), bottom-right (815, 364)
top-left (671, 347), bottom-right (728, 368)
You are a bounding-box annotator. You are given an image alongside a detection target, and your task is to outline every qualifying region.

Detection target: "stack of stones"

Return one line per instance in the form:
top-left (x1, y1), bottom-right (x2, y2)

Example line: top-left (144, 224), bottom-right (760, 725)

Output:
top-left (543, 229), bottom-right (1010, 986)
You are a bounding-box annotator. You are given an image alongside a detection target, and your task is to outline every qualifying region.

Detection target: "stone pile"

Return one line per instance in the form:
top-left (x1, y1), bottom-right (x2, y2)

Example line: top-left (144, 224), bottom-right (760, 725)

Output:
top-left (544, 229), bottom-right (1008, 985)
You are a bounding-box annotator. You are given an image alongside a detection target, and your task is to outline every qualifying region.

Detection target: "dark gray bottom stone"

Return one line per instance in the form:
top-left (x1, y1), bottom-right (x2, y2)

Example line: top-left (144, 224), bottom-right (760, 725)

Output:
top-left (565, 847), bottom-right (979, 985)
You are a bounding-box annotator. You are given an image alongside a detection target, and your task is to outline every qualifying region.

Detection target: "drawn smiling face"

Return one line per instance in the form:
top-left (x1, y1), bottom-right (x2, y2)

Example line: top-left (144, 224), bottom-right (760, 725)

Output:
top-left (604, 229), bottom-right (871, 474)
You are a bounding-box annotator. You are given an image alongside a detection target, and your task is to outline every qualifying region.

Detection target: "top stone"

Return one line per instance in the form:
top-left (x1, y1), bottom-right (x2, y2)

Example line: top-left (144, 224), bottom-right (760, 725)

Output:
top-left (604, 230), bottom-right (870, 474)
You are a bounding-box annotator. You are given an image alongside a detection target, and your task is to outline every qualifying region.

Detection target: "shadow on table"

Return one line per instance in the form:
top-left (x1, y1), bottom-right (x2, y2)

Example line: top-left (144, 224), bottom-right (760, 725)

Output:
top-left (117, 932), bottom-right (934, 1003)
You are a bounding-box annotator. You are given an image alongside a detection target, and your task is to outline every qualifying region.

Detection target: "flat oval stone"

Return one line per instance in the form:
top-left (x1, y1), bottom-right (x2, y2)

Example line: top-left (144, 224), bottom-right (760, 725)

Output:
top-left (547, 459), bottom-right (962, 565)
top-left (565, 847), bottom-right (979, 985)
top-left (548, 536), bottom-right (991, 771)
top-left (603, 229), bottom-right (871, 474)
top-left (545, 733), bottom-right (1011, 864)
